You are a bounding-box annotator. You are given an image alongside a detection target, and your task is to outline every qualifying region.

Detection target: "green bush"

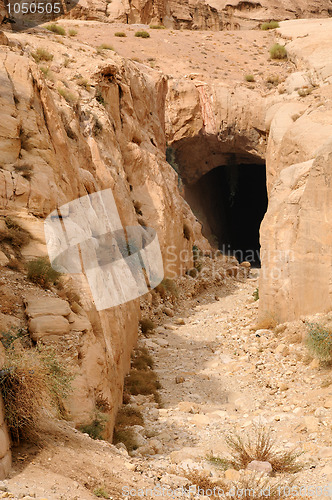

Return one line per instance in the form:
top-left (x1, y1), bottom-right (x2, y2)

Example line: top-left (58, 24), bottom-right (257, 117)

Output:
top-left (31, 48), bottom-right (54, 63)
top-left (114, 31), bottom-right (126, 37)
top-left (149, 24), bottom-right (166, 29)
top-left (93, 487), bottom-right (109, 498)
top-left (68, 29), bottom-right (78, 36)
top-left (269, 43), bottom-right (287, 60)
top-left (261, 21), bottom-right (279, 30)
top-left (27, 257), bottom-right (61, 288)
top-left (97, 43), bottom-right (114, 51)
top-left (135, 30), bottom-right (150, 38)
top-left (245, 74), bottom-right (255, 82)
top-left (79, 410), bottom-right (109, 440)
top-left (306, 322), bottom-right (332, 361)
top-left (46, 24), bottom-right (66, 35)
top-left (253, 287), bottom-right (259, 301)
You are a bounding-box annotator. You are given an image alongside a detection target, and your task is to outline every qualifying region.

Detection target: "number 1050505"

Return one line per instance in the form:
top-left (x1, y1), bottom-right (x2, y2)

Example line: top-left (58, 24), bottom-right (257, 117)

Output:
top-left (6, 2), bottom-right (61, 14)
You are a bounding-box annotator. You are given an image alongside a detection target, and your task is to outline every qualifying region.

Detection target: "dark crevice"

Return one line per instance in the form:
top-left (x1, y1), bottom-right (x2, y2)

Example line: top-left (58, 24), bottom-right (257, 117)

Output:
top-left (184, 162), bottom-right (268, 266)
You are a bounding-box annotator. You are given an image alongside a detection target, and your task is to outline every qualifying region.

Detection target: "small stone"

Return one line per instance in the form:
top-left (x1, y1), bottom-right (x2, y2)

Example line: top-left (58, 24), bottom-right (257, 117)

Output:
top-left (318, 447), bottom-right (332, 459)
top-left (247, 460), bottom-right (272, 474)
top-left (275, 344), bottom-right (289, 356)
top-left (175, 376), bottom-right (185, 384)
top-left (310, 358), bottom-right (320, 369)
top-left (225, 469), bottom-right (241, 481)
top-left (240, 261), bottom-right (251, 268)
top-left (278, 382), bottom-right (289, 391)
top-left (174, 318), bottom-right (185, 325)
top-left (163, 307), bottom-right (174, 317)
top-left (304, 416), bottom-right (319, 433)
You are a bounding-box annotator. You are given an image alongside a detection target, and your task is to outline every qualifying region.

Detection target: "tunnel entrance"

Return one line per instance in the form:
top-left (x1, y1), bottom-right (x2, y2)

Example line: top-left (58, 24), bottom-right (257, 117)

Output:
top-left (184, 163), bottom-right (268, 266)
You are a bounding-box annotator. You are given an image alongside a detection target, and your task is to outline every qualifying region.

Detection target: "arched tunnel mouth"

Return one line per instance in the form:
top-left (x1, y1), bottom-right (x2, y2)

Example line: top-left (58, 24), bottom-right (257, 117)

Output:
top-left (184, 162), bottom-right (268, 266)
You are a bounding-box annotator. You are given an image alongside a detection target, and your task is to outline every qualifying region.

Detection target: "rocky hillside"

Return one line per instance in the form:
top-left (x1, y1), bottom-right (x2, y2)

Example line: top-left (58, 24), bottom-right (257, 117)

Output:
top-left (70, 0), bottom-right (332, 30)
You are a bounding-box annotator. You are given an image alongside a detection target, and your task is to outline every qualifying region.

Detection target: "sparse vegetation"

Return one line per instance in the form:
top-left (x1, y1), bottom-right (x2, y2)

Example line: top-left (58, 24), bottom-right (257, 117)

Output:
top-left (269, 43), bottom-right (287, 60)
top-left (93, 117), bottom-right (103, 136)
top-left (306, 322), bottom-right (332, 361)
top-left (135, 30), bottom-right (150, 38)
top-left (298, 87), bottom-right (313, 97)
top-left (139, 318), bottom-right (155, 335)
top-left (46, 24), bottom-right (66, 35)
top-left (0, 217), bottom-right (31, 251)
top-left (93, 487), bottom-right (109, 498)
top-left (261, 21), bottom-right (280, 30)
top-left (124, 369), bottom-right (161, 400)
top-left (112, 427), bottom-right (139, 452)
top-left (149, 24), bottom-right (166, 29)
top-left (27, 256), bottom-right (61, 288)
top-left (131, 347), bottom-right (154, 370)
top-left (79, 410), bottom-right (109, 440)
top-left (223, 426), bottom-right (303, 473)
top-left (245, 74), bottom-right (255, 82)
top-left (155, 277), bottom-right (178, 300)
top-left (58, 87), bottom-right (77, 104)
top-left (76, 77), bottom-right (91, 90)
top-left (114, 31), bottom-right (126, 37)
top-left (0, 335), bottom-right (72, 442)
top-left (68, 29), bottom-right (78, 36)
top-left (253, 287), bottom-right (259, 301)
top-left (31, 47), bottom-right (54, 63)
top-left (95, 89), bottom-right (105, 106)
top-left (266, 74), bottom-right (279, 85)
top-left (97, 43), bottom-right (114, 51)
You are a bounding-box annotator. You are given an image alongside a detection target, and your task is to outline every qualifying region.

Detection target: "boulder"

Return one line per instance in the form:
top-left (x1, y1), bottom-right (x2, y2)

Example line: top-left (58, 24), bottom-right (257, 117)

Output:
top-left (25, 297), bottom-right (71, 318)
top-left (28, 316), bottom-right (70, 341)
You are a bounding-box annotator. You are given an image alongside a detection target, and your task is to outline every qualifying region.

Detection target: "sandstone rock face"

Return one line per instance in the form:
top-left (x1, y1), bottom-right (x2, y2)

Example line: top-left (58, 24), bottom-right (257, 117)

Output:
top-left (0, 30), bottom-right (208, 442)
top-left (259, 19), bottom-right (332, 322)
top-left (79, 0), bottom-right (332, 30)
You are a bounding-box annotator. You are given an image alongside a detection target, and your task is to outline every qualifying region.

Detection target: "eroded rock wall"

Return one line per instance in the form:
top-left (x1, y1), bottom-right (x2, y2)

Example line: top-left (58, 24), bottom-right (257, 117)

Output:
top-left (0, 30), bottom-right (208, 439)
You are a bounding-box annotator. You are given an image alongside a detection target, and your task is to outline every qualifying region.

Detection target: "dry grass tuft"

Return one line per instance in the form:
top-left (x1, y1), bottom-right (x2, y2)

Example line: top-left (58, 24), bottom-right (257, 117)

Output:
top-left (131, 347), bottom-right (154, 370)
top-left (0, 217), bottom-right (31, 253)
top-left (0, 338), bottom-right (72, 443)
top-left (224, 426), bottom-right (303, 473)
top-left (139, 318), bottom-right (155, 335)
top-left (27, 256), bottom-right (61, 289)
top-left (155, 277), bottom-right (178, 300)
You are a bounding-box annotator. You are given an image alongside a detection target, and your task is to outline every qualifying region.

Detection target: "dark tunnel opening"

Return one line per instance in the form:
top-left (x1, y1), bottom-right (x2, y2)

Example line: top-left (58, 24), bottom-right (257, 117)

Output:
top-left (184, 163), bottom-right (268, 266)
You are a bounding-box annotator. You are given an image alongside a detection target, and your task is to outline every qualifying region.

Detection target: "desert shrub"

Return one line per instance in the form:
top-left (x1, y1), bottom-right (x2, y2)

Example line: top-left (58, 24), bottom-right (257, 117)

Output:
top-left (124, 369), bottom-right (161, 398)
top-left (155, 277), bottom-right (178, 300)
top-left (253, 287), bottom-right (259, 301)
top-left (269, 43), bottom-right (287, 60)
top-left (92, 117), bottom-right (103, 136)
top-left (298, 87), bottom-right (313, 97)
top-left (224, 426), bottom-right (303, 473)
top-left (183, 222), bottom-right (192, 240)
top-left (79, 410), bottom-right (109, 440)
top-left (58, 87), bottom-right (77, 103)
top-left (149, 24), bottom-right (166, 29)
top-left (95, 89), bottom-right (105, 106)
top-left (139, 318), bottom-right (155, 335)
top-left (206, 455), bottom-right (231, 470)
top-left (114, 31), bottom-right (126, 37)
top-left (266, 74), bottom-right (279, 85)
top-left (115, 406), bottom-right (144, 428)
top-left (27, 256), bottom-right (61, 288)
top-left (135, 30), bottom-right (150, 38)
top-left (0, 217), bottom-right (31, 250)
top-left (131, 347), bottom-right (154, 370)
top-left (93, 487), bottom-right (109, 498)
top-left (306, 322), bottom-right (332, 361)
top-left (245, 74), bottom-right (255, 82)
top-left (113, 427), bottom-right (139, 451)
top-left (261, 21), bottom-right (279, 30)
top-left (46, 24), bottom-right (66, 35)
top-left (31, 48), bottom-right (54, 62)
top-left (68, 29), bottom-right (78, 36)
top-left (76, 77), bottom-right (91, 90)
top-left (97, 43), bottom-right (114, 51)
top-left (0, 340), bottom-right (72, 442)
